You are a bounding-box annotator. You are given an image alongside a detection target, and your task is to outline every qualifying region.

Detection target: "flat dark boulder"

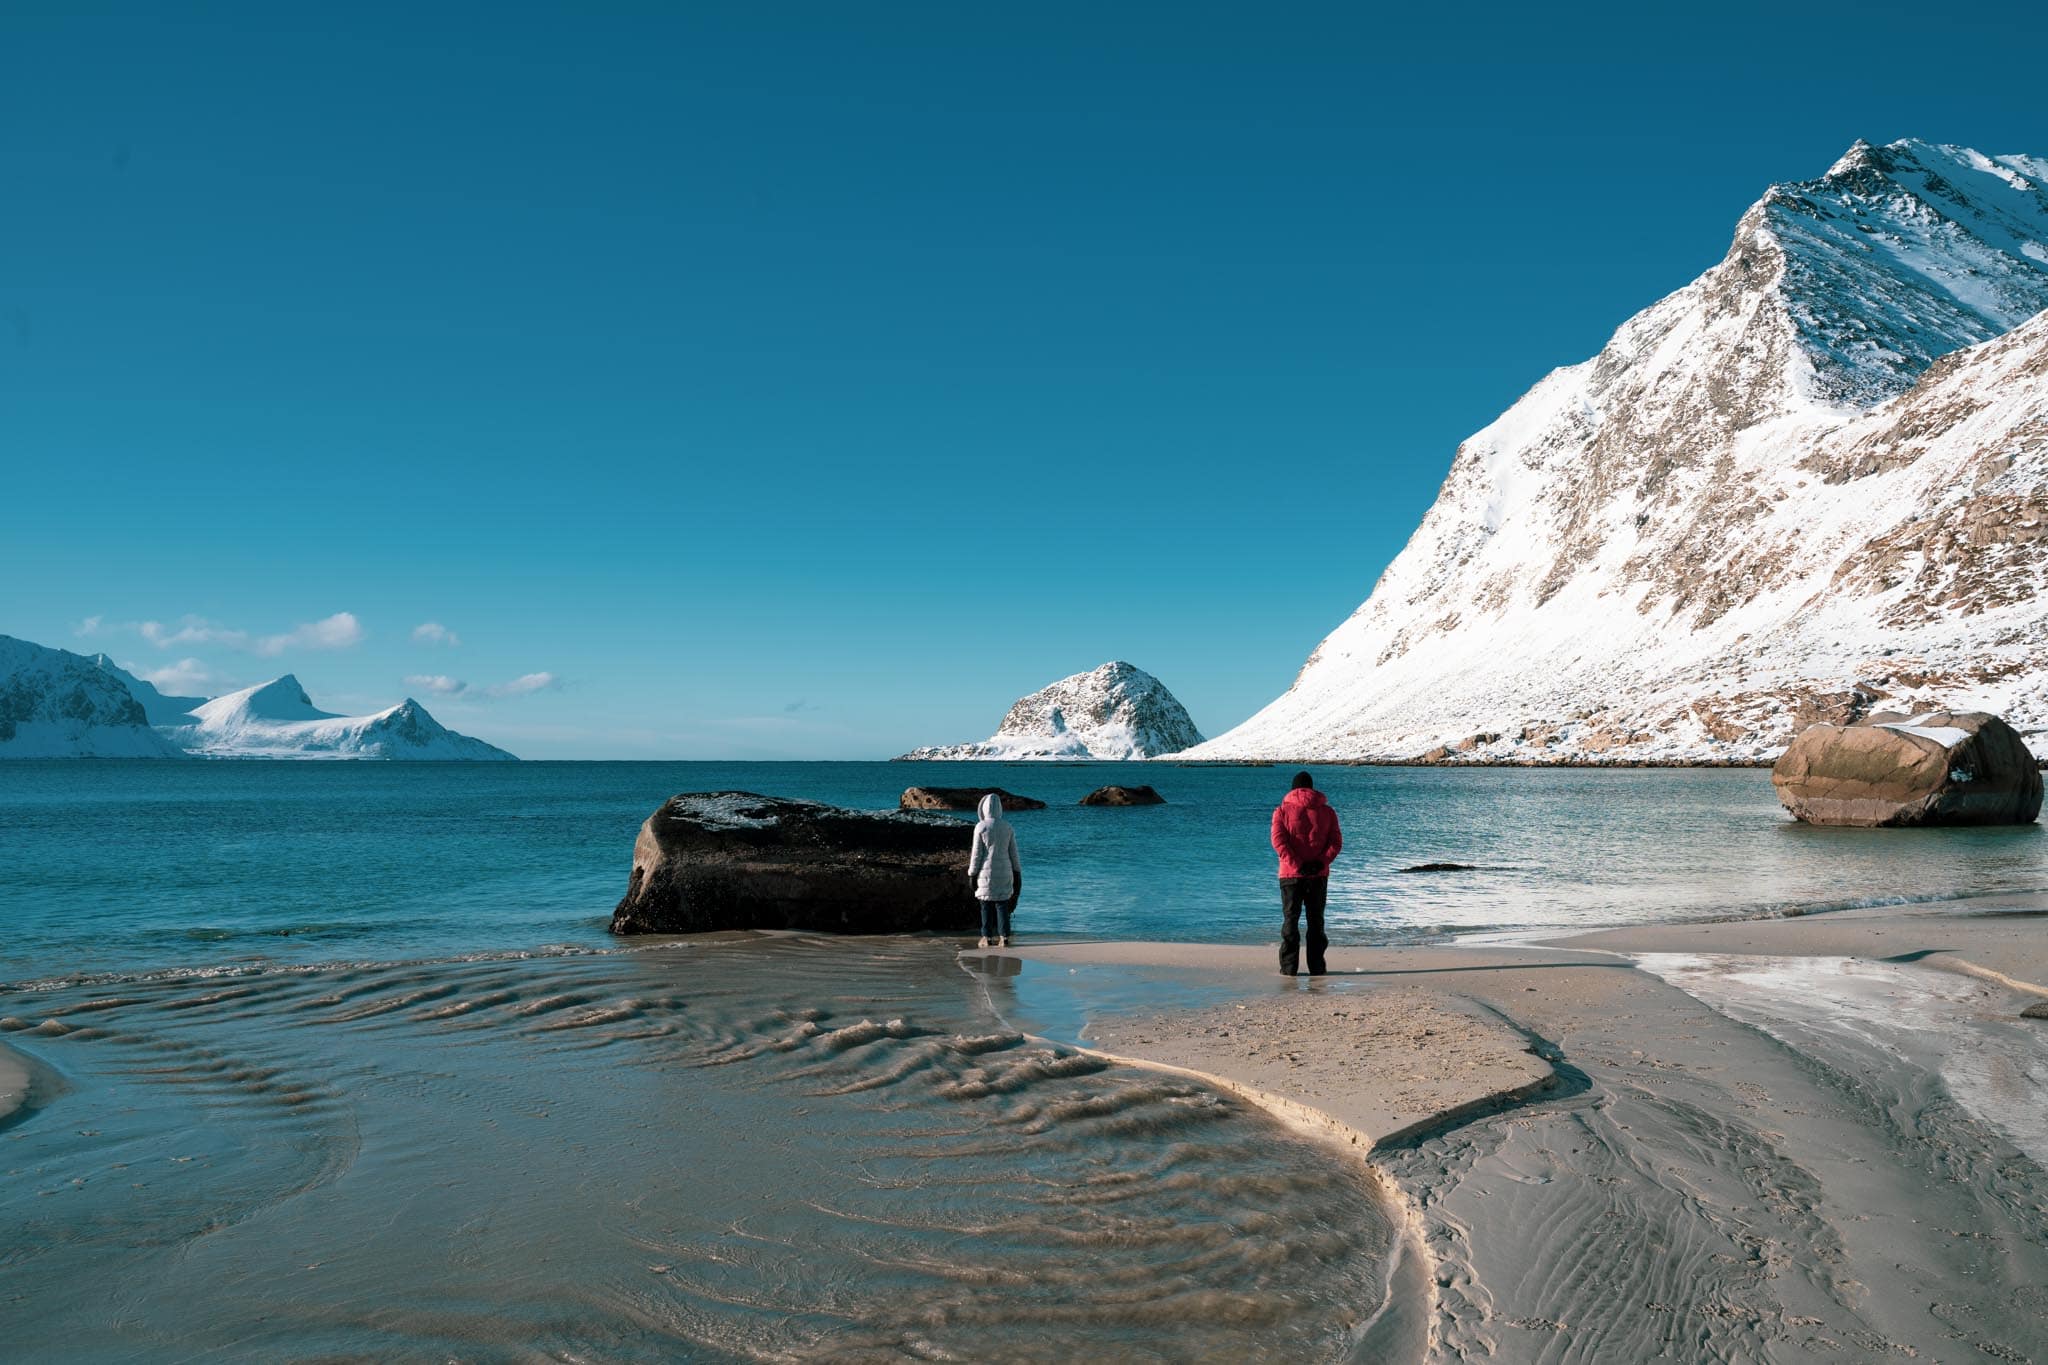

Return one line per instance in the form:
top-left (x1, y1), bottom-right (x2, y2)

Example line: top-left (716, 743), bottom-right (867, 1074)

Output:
top-left (1079, 785), bottom-right (1165, 806)
top-left (1772, 710), bottom-right (2041, 827)
top-left (899, 786), bottom-right (1046, 812)
top-left (611, 792), bottom-right (978, 936)
top-left (1399, 862), bottom-right (1482, 873)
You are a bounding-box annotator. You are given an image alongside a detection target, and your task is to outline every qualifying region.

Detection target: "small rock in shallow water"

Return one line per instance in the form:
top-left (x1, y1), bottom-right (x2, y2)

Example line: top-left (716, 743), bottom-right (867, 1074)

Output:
top-left (1079, 785), bottom-right (1166, 806)
top-left (1400, 862), bottom-right (1482, 873)
top-left (2021, 1002), bottom-right (2048, 1020)
top-left (900, 786), bottom-right (1046, 811)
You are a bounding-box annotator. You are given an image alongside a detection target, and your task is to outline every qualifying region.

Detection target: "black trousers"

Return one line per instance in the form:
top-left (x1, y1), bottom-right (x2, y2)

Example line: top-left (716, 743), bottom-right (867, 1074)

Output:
top-left (1279, 877), bottom-right (1328, 976)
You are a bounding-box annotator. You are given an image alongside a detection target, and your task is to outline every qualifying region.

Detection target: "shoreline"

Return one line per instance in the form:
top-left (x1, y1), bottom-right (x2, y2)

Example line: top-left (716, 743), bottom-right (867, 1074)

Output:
top-left (985, 899), bottom-right (2048, 1359)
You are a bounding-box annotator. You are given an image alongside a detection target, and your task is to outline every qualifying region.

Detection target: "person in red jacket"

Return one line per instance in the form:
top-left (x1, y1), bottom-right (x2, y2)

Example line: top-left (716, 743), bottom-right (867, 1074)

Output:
top-left (1270, 771), bottom-right (1342, 976)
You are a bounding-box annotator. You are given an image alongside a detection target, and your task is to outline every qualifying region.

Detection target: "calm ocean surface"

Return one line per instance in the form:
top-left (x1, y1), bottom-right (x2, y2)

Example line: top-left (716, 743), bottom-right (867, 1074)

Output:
top-left (5, 760), bottom-right (2046, 1358)
top-left (5, 760), bottom-right (2047, 984)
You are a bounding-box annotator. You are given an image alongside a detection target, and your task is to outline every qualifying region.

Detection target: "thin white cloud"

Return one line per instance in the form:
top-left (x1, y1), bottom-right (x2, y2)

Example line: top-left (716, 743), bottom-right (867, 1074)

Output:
top-left (134, 657), bottom-right (230, 696)
top-left (75, 615), bottom-right (105, 637)
top-left (405, 674), bottom-right (469, 696)
top-left (105, 612), bottom-right (363, 656)
top-left (255, 612), bottom-right (364, 657)
top-left (486, 671), bottom-right (559, 698)
top-left (411, 621), bottom-right (461, 647)
top-left (141, 616), bottom-right (251, 650)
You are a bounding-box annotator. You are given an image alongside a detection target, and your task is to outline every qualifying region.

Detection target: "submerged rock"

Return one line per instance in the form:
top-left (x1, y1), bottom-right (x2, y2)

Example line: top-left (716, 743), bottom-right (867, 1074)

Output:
top-left (1771, 710), bottom-right (2042, 827)
top-left (899, 786), bottom-right (1047, 812)
top-left (611, 792), bottom-right (978, 936)
top-left (1078, 785), bottom-right (1165, 806)
top-left (1399, 862), bottom-right (1482, 873)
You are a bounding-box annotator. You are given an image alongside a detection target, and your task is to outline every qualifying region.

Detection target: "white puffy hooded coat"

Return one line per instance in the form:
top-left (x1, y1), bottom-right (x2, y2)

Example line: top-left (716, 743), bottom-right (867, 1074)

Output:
top-left (968, 793), bottom-right (1022, 901)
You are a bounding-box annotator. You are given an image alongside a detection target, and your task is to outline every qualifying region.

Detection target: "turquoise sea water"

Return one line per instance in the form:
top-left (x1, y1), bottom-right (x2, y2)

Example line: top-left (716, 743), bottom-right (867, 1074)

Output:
top-left (4, 761), bottom-right (2046, 1358)
top-left (3, 760), bottom-right (2045, 986)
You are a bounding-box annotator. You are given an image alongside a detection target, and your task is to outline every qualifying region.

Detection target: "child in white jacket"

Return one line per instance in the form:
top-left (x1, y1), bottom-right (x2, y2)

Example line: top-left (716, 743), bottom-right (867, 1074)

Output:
top-left (968, 792), bottom-right (1022, 948)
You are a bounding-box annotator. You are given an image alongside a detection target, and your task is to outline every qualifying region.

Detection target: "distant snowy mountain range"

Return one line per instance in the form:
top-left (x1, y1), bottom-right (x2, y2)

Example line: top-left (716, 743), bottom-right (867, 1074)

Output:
top-left (0, 635), bottom-right (516, 760)
top-left (900, 662), bottom-right (1203, 760)
top-left (1192, 138), bottom-right (2048, 764)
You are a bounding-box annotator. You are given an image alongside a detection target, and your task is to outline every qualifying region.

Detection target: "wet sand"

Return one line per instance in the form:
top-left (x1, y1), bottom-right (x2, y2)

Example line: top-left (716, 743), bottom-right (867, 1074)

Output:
top-left (0, 937), bottom-right (1410, 1360)
top-left (999, 904), bottom-right (2048, 1362)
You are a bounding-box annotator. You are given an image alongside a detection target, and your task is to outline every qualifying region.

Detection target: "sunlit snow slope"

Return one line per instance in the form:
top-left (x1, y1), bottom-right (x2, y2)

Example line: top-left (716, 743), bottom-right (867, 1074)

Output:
top-left (1193, 139), bottom-right (2048, 763)
top-left (165, 676), bottom-right (518, 760)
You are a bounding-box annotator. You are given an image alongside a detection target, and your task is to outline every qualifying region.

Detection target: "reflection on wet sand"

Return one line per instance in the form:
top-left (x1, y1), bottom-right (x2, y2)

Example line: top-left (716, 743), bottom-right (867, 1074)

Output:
top-left (1, 937), bottom-right (1401, 1360)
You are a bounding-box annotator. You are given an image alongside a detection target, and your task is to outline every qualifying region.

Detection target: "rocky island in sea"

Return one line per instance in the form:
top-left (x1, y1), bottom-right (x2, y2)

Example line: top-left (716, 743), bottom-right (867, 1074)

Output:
top-left (899, 660), bottom-right (1204, 760)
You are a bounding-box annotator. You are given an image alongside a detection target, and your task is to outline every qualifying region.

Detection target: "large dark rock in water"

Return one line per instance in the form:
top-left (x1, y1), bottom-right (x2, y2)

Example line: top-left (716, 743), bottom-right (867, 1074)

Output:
top-left (1771, 711), bottom-right (2042, 827)
top-left (1078, 784), bottom-right (1165, 806)
top-left (611, 792), bottom-right (979, 935)
top-left (899, 786), bottom-right (1046, 812)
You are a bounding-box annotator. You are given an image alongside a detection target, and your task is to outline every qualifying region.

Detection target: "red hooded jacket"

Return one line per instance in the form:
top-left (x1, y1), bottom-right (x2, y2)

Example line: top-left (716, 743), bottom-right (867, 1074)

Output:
top-left (1271, 787), bottom-right (1342, 880)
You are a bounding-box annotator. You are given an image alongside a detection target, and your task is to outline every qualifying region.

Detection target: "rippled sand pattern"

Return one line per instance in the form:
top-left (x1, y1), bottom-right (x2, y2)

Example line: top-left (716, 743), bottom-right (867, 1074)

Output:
top-left (1, 938), bottom-right (1400, 1360)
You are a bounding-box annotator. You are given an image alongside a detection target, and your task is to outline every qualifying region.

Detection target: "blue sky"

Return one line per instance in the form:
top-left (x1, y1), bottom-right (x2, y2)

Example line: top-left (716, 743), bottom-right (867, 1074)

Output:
top-left (5, 2), bottom-right (2047, 758)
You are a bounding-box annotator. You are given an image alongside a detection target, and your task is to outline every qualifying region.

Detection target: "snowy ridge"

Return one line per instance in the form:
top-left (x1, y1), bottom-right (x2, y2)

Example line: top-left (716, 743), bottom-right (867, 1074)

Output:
top-left (1192, 140), bottom-right (2048, 764)
top-left (165, 676), bottom-right (517, 760)
top-left (900, 661), bottom-right (1204, 760)
top-left (0, 638), bottom-right (518, 759)
top-left (89, 655), bottom-right (207, 725)
top-left (0, 636), bottom-right (187, 757)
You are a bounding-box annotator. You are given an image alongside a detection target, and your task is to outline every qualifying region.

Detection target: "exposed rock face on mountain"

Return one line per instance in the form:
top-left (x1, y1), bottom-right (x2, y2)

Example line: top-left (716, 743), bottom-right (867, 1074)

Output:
top-left (164, 676), bottom-right (517, 760)
top-left (900, 787), bottom-right (1047, 811)
top-left (0, 636), bottom-right (187, 757)
top-left (88, 655), bottom-right (207, 725)
top-left (611, 792), bottom-right (980, 935)
top-left (1773, 711), bottom-right (2042, 826)
top-left (1191, 140), bottom-right (2048, 764)
top-left (901, 662), bottom-right (1204, 760)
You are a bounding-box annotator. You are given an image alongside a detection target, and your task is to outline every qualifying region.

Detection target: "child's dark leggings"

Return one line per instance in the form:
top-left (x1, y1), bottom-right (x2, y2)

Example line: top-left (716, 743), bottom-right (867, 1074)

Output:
top-left (979, 900), bottom-right (1012, 940)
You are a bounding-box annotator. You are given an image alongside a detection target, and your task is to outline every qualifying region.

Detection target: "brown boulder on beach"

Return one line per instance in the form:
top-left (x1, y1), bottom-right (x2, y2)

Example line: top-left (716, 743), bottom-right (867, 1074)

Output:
top-left (1771, 710), bottom-right (2042, 827)
top-left (611, 792), bottom-right (980, 935)
top-left (1079, 785), bottom-right (1166, 806)
top-left (899, 786), bottom-right (1047, 812)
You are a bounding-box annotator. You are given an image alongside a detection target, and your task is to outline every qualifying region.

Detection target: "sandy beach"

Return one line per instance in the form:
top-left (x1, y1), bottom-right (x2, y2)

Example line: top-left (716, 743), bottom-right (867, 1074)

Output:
top-left (992, 899), bottom-right (2048, 1361)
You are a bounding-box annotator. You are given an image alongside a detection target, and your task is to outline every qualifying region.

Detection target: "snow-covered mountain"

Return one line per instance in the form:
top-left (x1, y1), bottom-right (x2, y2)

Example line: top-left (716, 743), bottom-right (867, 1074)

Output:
top-left (0, 636), bottom-right (518, 760)
top-left (164, 676), bottom-right (518, 760)
top-left (88, 655), bottom-right (208, 725)
top-left (0, 636), bottom-right (188, 757)
top-left (900, 661), bottom-right (1204, 760)
top-left (1192, 139), bottom-right (2048, 763)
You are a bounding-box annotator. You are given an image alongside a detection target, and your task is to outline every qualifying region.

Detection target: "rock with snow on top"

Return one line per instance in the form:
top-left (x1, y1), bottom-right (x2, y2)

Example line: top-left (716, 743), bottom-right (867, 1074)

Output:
top-left (1771, 710), bottom-right (2041, 826)
top-left (900, 662), bottom-right (1203, 760)
top-left (611, 792), bottom-right (979, 935)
